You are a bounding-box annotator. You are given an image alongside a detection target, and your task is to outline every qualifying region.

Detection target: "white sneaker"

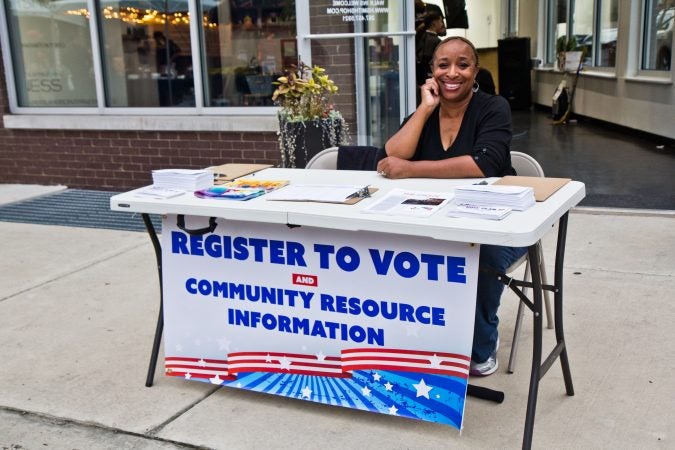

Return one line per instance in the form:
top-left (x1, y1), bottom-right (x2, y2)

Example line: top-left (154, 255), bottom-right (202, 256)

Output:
top-left (470, 337), bottom-right (499, 377)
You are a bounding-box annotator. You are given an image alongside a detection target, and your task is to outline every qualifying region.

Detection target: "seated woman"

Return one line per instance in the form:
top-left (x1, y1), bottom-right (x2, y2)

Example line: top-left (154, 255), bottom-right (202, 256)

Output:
top-left (377, 36), bottom-right (526, 376)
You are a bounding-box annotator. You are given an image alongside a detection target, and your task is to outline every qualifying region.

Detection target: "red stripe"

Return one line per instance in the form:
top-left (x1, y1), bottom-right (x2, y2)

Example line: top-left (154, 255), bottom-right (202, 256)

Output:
top-left (226, 358), bottom-right (276, 365)
top-left (165, 356), bottom-right (228, 364)
top-left (341, 355), bottom-right (435, 364)
top-left (165, 363), bottom-right (228, 371)
top-left (228, 351), bottom-right (340, 361)
top-left (341, 363), bottom-right (468, 379)
top-left (340, 358), bottom-right (469, 370)
top-left (227, 366), bottom-right (351, 377)
top-left (440, 361), bottom-right (471, 369)
top-left (167, 371), bottom-right (237, 381)
top-left (341, 347), bottom-right (470, 360)
top-left (227, 359), bottom-right (341, 369)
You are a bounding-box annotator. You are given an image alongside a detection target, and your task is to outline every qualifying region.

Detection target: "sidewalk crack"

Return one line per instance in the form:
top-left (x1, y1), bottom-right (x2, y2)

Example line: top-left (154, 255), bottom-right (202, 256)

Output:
top-left (146, 385), bottom-right (222, 436)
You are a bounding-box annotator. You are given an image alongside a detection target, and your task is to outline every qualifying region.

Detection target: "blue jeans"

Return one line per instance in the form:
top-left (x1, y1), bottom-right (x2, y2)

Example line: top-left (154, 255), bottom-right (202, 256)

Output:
top-left (472, 244), bottom-right (529, 363)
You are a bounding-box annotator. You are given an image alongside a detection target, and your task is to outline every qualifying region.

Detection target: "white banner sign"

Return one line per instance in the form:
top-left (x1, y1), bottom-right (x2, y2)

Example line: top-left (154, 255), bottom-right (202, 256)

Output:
top-left (161, 214), bottom-right (479, 430)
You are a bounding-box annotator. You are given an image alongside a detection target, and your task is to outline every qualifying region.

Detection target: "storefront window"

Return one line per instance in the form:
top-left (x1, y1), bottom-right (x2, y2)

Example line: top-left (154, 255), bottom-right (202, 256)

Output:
top-left (4, 0), bottom-right (96, 107)
top-left (98, 0), bottom-right (195, 107)
top-left (598, 0), bottom-right (618, 67)
top-left (364, 35), bottom-right (400, 147)
top-left (643, 0), bottom-right (673, 70)
top-left (201, 0), bottom-right (296, 107)
top-left (547, 0), bottom-right (567, 65)
top-left (548, 0), bottom-right (618, 68)
top-left (571, 0), bottom-right (593, 65)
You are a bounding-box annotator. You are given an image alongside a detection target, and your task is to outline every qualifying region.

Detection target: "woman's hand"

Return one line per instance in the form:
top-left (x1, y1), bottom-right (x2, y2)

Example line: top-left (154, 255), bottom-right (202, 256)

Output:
top-left (376, 156), bottom-right (412, 179)
top-left (420, 77), bottom-right (441, 108)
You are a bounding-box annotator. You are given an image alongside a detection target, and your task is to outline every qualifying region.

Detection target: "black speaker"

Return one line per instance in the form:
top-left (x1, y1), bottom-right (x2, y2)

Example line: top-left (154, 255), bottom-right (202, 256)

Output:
top-left (498, 37), bottom-right (532, 110)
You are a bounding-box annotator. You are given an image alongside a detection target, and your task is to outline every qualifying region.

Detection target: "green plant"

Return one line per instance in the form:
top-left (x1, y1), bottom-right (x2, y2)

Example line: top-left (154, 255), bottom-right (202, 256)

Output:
top-left (556, 35), bottom-right (578, 55)
top-left (272, 62), bottom-right (340, 122)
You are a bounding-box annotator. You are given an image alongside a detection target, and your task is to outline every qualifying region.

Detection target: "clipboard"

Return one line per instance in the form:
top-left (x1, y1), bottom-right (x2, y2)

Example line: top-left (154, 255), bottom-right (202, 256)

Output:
top-left (265, 185), bottom-right (378, 204)
top-left (208, 163), bottom-right (274, 184)
top-left (493, 176), bottom-right (571, 201)
top-left (343, 187), bottom-right (378, 204)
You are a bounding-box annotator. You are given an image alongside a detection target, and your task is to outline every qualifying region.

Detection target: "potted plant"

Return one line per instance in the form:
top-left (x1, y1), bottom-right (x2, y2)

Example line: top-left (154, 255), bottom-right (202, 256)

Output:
top-left (272, 62), bottom-right (348, 168)
top-left (555, 35), bottom-right (578, 71)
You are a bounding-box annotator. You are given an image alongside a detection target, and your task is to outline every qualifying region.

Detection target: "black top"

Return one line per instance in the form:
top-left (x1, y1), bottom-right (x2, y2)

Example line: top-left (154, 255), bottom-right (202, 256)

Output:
top-left (403, 90), bottom-right (515, 177)
top-left (476, 67), bottom-right (496, 96)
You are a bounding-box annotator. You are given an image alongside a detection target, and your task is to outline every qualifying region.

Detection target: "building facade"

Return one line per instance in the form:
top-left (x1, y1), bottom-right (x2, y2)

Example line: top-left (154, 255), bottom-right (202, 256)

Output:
top-left (0, 0), bottom-right (673, 191)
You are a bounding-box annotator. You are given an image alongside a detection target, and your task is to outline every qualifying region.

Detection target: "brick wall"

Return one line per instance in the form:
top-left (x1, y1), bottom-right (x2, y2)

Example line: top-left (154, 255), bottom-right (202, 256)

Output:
top-left (0, 128), bottom-right (281, 190)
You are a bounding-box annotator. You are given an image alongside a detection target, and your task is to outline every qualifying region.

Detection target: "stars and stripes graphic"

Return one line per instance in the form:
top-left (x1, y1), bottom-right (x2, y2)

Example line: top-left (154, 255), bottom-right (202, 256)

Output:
top-left (226, 351), bottom-right (348, 377)
top-left (341, 348), bottom-right (470, 379)
top-left (164, 356), bottom-right (235, 382)
top-left (165, 347), bottom-right (470, 382)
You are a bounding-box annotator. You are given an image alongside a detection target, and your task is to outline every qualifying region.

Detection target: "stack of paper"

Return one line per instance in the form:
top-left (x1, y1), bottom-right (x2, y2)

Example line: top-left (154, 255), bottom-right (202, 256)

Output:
top-left (133, 186), bottom-right (186, 200)
top-left (446, 202), bottom-right (512, 220)
top-left (454, 184), bottom-right (535, 211)
top-left (152, 169), bottom-right (213, 191)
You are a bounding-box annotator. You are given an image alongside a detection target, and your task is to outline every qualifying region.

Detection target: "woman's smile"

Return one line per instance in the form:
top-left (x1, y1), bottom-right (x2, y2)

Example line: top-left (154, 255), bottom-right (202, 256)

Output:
top-left (440, 80), bottom-right (463, 92)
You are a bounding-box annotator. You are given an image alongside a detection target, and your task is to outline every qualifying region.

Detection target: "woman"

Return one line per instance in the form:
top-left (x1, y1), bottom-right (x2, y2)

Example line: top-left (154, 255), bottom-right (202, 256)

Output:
top-left (377, 36), bottom-right (526, 376)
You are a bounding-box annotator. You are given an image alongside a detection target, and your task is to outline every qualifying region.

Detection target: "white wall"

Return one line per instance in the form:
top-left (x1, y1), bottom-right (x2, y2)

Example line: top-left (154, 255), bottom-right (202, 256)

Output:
top-left (427, 0), bottom-right (502, 48)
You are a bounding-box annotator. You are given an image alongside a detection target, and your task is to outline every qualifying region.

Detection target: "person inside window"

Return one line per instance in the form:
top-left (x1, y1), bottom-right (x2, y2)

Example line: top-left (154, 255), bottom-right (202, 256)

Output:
top-left (416, 12), bottom-right (447, 91)
top-left (377, 36), bottom-right (526, 376)
top-left (153, 31), bottom-right (181, 76)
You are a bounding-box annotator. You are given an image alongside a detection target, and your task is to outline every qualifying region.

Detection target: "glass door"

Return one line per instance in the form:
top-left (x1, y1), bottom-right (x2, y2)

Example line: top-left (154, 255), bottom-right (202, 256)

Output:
top-left (296, 0), bottom-right (415, 146)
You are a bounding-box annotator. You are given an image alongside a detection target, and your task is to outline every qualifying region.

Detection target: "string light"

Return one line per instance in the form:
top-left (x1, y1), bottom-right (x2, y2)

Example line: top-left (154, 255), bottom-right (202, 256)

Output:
top-left (64, 6), bottom-right (213, 26)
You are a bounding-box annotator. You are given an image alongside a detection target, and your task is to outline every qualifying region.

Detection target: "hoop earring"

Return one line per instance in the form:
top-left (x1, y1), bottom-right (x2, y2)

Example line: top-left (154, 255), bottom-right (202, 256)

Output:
top-left (472, 80), bottom-right (480, 93)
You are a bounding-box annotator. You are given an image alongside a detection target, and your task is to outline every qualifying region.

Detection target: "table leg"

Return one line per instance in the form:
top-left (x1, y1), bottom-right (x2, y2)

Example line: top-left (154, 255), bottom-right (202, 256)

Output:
top-left (554, 212), bottom-right (575, 395)
top-left (522, 212), bottom-right (575, 448)
top-left (142, 213), bottom-right (163, 387)
top-left (522, 242), bottom-right (543, 449)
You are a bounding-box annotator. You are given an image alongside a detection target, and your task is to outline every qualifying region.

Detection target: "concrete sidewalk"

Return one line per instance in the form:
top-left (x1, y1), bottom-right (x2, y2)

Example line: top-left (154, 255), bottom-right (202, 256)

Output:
top-left (1, 186), bottom-right (674, 449)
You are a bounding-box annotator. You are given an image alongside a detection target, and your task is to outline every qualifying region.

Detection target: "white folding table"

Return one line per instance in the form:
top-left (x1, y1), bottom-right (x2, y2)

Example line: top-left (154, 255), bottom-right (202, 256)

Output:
top-left (111, 168), bottom-right (586, 449)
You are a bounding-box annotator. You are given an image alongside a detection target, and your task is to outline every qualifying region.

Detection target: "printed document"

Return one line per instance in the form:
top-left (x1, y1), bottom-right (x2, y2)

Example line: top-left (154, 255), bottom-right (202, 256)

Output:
top-left (446, 202), bottom-right (512, 220)
top-left (361, 188), bottom-right (452, 217)
top-left (265, 184), bottom-right (369, 203)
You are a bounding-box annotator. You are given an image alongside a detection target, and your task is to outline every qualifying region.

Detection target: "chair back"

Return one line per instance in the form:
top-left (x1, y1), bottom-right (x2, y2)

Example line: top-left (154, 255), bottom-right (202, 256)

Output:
top-left (510, 151), bottom-right (545, 177)
top-left (306, 147), bottom-right (338, 169)
top-left (337, 145), bottom-right (382, 171)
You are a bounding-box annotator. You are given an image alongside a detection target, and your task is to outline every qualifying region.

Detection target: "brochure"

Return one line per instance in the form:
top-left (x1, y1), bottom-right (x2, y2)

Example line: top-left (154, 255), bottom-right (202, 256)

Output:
top-left (454, 184), bottom-right (535, 211)
top-left (133, 186), bottom-right (186, 200)
top-left (224, 179), bottom-right (289, 192)
top-left (446, 202), bottom-right (512, 220)
top-left (361, 188), bottom-right (452, 218)
top-left (194, 186), bottom-right (266, 201)
top-left (194, 179), bottom-right (288, 201)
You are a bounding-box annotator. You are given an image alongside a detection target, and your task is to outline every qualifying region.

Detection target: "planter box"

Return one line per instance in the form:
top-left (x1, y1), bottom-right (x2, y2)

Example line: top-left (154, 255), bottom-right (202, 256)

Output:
top-left (279, 117), bottom-right (346, 168)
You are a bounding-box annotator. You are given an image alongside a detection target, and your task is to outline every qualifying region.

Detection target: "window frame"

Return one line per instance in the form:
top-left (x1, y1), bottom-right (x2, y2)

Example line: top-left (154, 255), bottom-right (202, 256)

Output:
top-left (0, 0), bottom-right (284, 123)
top-left (593, 0), bottom-right (620, 69)
top-left (543, 0), bottom-right (619, 73)
top-left (637, 0), bottom-right (673, 76)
